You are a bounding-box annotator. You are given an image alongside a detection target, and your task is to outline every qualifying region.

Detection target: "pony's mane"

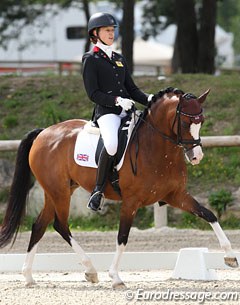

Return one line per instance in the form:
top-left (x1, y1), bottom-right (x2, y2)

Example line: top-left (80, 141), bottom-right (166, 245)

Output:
top-left (151, 87), bottom-right (197, 106)
top-left (141, 87), bottom-right (199, 127)
top-left (150, 87), bottom-right (182, 105)
top-left (182, 93), bottom-right (197, 100)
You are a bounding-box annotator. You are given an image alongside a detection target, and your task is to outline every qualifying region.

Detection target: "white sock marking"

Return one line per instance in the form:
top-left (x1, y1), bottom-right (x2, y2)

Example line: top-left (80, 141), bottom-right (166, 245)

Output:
top-left (70, 237), bottom-right (96, 273)
top-left (22, 243), bottom-right (38, 284)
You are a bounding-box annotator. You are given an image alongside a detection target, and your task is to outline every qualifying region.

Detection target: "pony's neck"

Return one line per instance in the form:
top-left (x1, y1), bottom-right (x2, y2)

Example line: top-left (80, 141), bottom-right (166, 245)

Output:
top-left (148, 97), bottom-right (178, 138)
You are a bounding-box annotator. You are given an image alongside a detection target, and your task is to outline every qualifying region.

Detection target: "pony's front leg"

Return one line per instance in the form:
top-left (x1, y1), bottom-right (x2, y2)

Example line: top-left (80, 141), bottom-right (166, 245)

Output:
top-left (175, 192), bottom-right (238, 268)
top-left (210, 222), bottom-right (238, 267)
top-left (109, 243), bottom-right (127, 288)
top-left (109, 209), bottom-right (134, 288)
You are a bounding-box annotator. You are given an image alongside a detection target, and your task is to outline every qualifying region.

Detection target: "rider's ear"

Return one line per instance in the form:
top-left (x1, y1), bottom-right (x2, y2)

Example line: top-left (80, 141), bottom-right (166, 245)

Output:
top-left (198, 89), bottom-right (210, 104)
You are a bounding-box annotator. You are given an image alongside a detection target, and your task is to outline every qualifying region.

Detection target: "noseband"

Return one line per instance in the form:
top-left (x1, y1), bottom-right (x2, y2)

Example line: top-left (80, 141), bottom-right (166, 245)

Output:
top-left (173, 102), bottom-right (203, 151)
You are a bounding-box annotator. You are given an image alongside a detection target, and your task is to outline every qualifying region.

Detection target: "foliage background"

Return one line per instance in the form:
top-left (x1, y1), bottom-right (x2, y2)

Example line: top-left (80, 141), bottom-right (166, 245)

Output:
top-left (0, 0), bottom-right (240, 230)
top-left (0, 73), bottom-right (239, 206)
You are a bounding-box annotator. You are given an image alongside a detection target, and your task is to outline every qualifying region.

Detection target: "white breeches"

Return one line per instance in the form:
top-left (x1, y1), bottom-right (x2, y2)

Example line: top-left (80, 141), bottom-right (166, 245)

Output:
top-left (97, 112), bottom-right (127, 156)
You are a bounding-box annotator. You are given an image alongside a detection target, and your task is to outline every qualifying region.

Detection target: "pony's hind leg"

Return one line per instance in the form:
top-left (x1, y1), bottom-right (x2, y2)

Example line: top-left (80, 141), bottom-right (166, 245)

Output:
top-left (22, 194), bottom-right (55, 286)
top-left (172, 192), bottom-right (238, 268)
top-left (53, 196), bottom-right (99, 284)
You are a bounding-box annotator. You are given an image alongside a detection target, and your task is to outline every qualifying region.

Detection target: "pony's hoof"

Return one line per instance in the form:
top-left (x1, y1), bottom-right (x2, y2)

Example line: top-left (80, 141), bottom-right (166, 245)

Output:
top-left (224, 256), bottom-right (239, 268)
top-left (25, 280), bottom-right (36, 287)
top-left (85, 272), bottom-right (99, 283)
top-left (112, 281), bottom-right (126, 289)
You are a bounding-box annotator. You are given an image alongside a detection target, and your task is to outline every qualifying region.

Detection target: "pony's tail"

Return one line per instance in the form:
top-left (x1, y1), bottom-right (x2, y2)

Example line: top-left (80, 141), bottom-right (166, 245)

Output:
top-left (0, 128), bottom-right (44, 248)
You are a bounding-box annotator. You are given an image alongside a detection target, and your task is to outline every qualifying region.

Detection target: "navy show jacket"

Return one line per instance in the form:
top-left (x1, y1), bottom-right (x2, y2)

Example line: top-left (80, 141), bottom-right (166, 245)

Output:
top-left (82, 46), bottom-right (148, 121)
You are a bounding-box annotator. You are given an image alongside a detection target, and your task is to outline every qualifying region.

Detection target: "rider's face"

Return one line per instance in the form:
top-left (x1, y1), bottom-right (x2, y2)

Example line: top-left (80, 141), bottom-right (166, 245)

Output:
top-left (96, 26), bottom-right (115, 45)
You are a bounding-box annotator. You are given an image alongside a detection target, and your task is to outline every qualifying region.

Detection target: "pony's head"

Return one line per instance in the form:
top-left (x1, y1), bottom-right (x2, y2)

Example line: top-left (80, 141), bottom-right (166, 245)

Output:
top-left (175, 89), bottom-right (210, 165)
top-left (150, 87), bottom-right (210, 165)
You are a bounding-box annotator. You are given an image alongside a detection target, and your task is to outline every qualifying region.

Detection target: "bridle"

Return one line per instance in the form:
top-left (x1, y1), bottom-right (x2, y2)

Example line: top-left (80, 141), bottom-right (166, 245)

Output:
top-left (138, 97), bottom-right (204, 152)
top-left (129, 92), bottom-right (204, 175)
top-left (172, 102), bottom-right (203, 152)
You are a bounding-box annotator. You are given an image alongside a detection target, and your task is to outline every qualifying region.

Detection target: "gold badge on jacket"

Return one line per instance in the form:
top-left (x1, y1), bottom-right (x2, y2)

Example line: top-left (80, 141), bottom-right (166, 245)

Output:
top-left (115, 61), bottom-right (123, 67)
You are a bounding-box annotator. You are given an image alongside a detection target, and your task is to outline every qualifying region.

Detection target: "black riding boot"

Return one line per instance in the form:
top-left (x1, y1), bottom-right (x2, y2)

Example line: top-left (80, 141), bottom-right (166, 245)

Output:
top-left (87, 148), bottom-right (114, 211)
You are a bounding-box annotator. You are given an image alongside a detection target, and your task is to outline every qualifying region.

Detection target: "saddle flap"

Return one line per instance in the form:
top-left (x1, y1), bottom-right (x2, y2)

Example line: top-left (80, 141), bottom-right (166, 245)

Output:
top-left (74, 111), bottom-right (141, 171)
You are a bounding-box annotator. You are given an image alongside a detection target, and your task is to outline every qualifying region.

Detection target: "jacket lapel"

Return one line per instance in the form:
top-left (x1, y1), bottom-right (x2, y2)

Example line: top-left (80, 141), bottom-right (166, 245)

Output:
top-left (92, 46), bottom-right (124, 68)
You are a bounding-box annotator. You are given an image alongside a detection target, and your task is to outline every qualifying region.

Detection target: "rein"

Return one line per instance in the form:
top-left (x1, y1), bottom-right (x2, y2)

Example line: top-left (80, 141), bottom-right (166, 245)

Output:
top-left (129, 96), bottom-right (203, 175)
top-left (136, 102), bottom-right (203, 149)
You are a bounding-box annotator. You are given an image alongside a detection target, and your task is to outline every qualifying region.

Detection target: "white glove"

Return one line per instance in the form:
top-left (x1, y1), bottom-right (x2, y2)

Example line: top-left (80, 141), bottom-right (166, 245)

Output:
top-left (147, 94), bottom-right (154, 102)
top-left (115, 97), bottom-right (135, 111)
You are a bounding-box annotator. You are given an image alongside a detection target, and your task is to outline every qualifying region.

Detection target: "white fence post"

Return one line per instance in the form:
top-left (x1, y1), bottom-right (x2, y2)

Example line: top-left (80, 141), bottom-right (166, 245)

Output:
top-left (154, 203), bottom-right (167, 228)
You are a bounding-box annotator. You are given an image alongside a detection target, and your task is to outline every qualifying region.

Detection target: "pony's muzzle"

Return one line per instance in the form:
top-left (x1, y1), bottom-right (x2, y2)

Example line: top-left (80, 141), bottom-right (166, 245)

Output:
top-left (185, 146), bottom-right (204, 165)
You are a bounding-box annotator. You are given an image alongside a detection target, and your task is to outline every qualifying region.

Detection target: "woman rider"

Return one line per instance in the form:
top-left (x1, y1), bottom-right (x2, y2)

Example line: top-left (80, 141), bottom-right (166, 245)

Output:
top-left (82, 12), bottom-right (153, 211)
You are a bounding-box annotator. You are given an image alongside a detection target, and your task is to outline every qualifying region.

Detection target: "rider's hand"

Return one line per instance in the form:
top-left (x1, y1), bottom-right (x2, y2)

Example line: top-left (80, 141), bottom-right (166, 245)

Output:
top-left (115, 97), bottom-right (135, 111)
top-left (147, 94), bottom-right (154, 102)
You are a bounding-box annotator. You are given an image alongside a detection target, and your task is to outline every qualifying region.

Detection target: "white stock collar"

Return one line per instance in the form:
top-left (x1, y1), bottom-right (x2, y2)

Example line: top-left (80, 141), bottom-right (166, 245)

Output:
top-left (96, 41), bottom-right (113, 58)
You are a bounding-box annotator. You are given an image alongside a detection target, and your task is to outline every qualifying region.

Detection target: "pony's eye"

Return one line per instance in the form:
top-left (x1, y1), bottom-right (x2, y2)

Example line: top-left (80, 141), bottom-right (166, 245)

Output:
top-left (181, 121), bottom-right (190, 129)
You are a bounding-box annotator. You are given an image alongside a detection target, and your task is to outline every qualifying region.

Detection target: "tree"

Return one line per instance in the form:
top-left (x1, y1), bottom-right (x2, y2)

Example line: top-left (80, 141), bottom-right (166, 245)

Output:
top-left (81, 0), bottom-right (91, 52)
top-left (198, 0), bottom-right (217, 74)
top-left (0, 0), bottom-right (136, 73)
top-left (217, 0), bottom-right (238, 32)
top-left (0, 1), bottom-right (73, 50)
top-left (121, 0), bottom-right (135, 74)
top-left (0, 0), bottom-right (90, 51)
top-left (1, 0), bottom-right (229, 74)
top-left (0, 0), bottom-right (49, 49)
top-left (175, 0), bottom-right (198, 73)
top-left (175, 0), bottom-right (217, 74)
top-left (142, 0), bottom-right (218, 74)
top-left (217, 0), bottom-right (240, 61)
top-left (231, 5), bottom-right (240, 60)
top-left (141, 0), bottom-right (176, 40)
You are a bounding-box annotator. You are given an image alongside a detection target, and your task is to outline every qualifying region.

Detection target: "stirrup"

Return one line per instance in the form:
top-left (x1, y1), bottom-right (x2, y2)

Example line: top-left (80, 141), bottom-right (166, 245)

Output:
top-left (87, 191), bottom-right (105, 212)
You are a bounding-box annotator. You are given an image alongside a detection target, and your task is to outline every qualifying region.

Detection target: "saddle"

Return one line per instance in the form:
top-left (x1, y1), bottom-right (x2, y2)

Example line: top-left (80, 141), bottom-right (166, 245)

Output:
top-left (74, 111), bottom-right (143, 195)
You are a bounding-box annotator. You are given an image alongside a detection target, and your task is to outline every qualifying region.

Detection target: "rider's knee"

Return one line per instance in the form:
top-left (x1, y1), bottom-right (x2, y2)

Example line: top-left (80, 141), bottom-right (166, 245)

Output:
top-left (105, 145), bottom-right (117, 156)
top-left (105, 142), bottom-right (118, 156)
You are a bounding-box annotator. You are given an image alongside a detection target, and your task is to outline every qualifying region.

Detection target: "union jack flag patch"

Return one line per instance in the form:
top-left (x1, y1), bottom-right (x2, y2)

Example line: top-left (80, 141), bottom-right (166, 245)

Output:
top-left (77, 154), bottom-right (89, 162)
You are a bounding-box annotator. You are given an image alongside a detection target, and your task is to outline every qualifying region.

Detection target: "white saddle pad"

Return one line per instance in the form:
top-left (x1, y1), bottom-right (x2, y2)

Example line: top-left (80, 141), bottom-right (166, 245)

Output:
top-left (74, 113), bottom-right (140, 171)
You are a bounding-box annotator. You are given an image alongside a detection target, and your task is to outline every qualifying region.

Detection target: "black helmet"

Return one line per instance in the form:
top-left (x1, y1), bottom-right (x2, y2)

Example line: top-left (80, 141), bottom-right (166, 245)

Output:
top-left (88, 12), bottom-right (118, 36)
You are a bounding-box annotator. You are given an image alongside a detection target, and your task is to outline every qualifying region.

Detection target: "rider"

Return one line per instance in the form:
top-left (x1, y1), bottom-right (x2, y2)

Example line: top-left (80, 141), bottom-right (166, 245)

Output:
top-left (82, 12), bottom-right (153, 212)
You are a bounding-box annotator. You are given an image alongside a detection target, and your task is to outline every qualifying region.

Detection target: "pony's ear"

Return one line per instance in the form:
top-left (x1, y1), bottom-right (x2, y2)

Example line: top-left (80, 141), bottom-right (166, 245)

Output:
top-left (198, 89), bottom-right (210, 104)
